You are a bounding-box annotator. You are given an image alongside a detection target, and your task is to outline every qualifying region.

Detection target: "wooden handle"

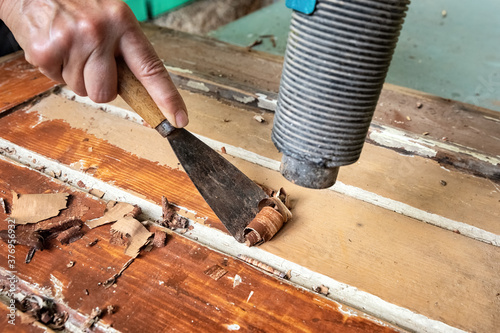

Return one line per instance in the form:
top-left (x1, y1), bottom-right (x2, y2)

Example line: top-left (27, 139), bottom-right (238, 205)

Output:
top-left (117, 59), bottom-right (166, 129)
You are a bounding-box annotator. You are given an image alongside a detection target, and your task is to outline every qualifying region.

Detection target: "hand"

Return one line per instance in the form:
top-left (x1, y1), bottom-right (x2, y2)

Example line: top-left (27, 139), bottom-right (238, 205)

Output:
top-left (0, 0), bottom-right (188, 127)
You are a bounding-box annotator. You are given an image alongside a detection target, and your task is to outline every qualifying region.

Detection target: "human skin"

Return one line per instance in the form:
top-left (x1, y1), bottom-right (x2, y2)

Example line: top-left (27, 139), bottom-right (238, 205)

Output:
top-left (0, 0), bottom-right (188, 128)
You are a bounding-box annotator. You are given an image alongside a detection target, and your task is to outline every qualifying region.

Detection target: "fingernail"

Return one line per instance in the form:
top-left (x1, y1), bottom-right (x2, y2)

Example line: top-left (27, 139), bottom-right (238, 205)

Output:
top-left (175, 109), bottom-right (189, 128)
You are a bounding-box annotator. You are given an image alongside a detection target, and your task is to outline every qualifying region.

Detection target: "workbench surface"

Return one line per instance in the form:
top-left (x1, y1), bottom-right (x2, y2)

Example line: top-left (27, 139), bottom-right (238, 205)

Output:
top-left (0, 26), bottom-right (499, 333)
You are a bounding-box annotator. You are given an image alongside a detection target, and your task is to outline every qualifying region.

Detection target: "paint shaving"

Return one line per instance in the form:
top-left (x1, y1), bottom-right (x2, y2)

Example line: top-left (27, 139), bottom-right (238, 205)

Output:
top-left (89, 188), bottom-right (105, 198)
top-left (86, 201), bottom-right (140, 229)
top-left (110, 216), bottom-right (152, 257)
top-left (10, 192), bottom-right (69, 224)
top-left (244, 188), bottom-right (292, 246)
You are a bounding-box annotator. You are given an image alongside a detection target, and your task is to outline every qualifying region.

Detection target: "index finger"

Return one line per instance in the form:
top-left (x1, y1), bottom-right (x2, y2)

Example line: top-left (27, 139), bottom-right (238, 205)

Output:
top-left (119, 28), bottom-right (188, 128)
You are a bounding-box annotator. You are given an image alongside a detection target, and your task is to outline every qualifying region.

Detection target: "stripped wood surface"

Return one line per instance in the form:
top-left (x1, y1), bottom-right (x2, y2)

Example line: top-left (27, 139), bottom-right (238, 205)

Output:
top-left (0, 158), bottom-right (399, 333)
top-left (0, 52), bottom-right (58, 115)
top-left (1, 38), bottom-right (499, 332)
top-left (1, 94), bottom-right (499, 332)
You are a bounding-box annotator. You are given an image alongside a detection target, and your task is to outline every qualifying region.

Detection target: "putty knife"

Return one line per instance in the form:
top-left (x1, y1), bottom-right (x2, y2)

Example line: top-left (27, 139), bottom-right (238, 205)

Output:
top-left (117, 60), bottom-right (267, 242)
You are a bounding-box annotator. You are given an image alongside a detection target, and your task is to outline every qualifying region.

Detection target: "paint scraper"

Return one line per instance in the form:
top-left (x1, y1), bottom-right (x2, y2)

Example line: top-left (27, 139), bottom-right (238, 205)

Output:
top-left (117, 60), bottom-right (267, 242)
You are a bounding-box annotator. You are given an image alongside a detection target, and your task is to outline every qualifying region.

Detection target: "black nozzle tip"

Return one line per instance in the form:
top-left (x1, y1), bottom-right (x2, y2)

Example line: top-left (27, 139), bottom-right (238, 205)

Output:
top-left (280, 154), bottom-right (339, 189)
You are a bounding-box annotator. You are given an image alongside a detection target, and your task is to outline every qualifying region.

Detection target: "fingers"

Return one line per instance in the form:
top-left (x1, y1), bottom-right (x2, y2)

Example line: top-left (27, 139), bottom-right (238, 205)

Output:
top-left (120, 29), bottom-right (188, 128)
top-left (4, 0), bottom-right (187, 125)
top-left (83, 51), bottom-right (118, 103)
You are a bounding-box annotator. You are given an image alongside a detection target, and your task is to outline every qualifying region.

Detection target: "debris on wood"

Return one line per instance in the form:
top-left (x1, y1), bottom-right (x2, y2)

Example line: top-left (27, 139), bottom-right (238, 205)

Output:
top-left (260, 34), bottom-right (276, 48)
top-left (0, 226), bottom-right (44, 263)
top-left (233, 274), bottom-right (242, 288)
top-left (25, 247), bottom-right (37, 264)
top-left (221, 146), bottom-right (227, 154)
top-left (0, 197), bottom-right (6, 214)
top-left (204, 264), bottom-right (228, 281)
top-left (416, 102), bottom-right (423, 109)
top-left (34, 217), bottom-right (82, 234)
top-left (17, 294), bottom-right (68, 330)
top-left (84, 289), bottom-right (89, 295)
top-left (102, 256), bottom-right (136, 288)
top-left (237, 255), bottom-right (289, 279)
top-left (161, 196), bottom-right (189, 230)
top-left (110, 216), bottom-right (152, 257)
top-left (77, 180), bottom-right (86, 188)
top-left (440, 180), bottom-right (448, 186)
top-left (153, 230), bottom-right (168, 248)
top-left (83, 307), bottom-right (102, 330)
top-left (67, 261), bottom-right (75, 268)
top-left (10, 192), bottom-right (69, 224)
top-left (422, 132), bottom-right (429, 136)
top-left (0, 217), bottom-right (83, 263)
top-left (89, 188), bottom-right (105, 199)
top-left (244, 207), bottom-right (284, 246)
top-left (110, 229), bottom-right (130, 247)
top-left (107, 305), bottom-right (116, 315)
top-left (87, 238), bottom-right (99, 247)
top-left (244, 187), bottom-right (292, 246)
top-left (253, 115), bottom-right (265, 123)
top-left (56, 225), bottom-right (83, 244)
top-left (314, 285), bottom-right (330, 296)
top-left (246, 39), bottom-right (262, 51)
top-left (222, 257), bottom-right (228, 267)
top-left (86, 201), bottom-right (140, 229)
top-left (406, 116), bottom-right (411, 121)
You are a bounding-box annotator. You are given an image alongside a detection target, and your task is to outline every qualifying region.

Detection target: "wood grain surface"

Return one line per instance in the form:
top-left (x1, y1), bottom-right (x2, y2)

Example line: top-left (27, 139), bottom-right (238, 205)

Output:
top-left (0, 158), bottom-right (400, 333)
top-left (1, 33), bottom-right (499, 333)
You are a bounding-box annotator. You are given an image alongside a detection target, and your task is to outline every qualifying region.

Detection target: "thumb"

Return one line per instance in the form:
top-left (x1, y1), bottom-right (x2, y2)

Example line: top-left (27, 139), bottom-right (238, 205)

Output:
top-left (120, 31), bottom-right (188, 128)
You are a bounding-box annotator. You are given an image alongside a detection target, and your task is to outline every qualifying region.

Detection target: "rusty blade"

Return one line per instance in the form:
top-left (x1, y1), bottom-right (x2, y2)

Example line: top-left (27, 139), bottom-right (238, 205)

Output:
top-left (166, 128), bottom-right (267, 242)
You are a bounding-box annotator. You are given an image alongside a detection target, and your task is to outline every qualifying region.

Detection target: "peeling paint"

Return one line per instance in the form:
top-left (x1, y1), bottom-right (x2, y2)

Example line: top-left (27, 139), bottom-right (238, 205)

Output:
top-left (50, 274), bottom-right (65, 300)
top-left (369, 128), bottom-right (437, 158)
top-left (256, 93), bottom-right (277, 111)
top-left (164, 65), bottom-right (193, 74)
top-left (187, 80), bottom-right (210, 92)
top-left (233, 95), bottom-right (256, 104)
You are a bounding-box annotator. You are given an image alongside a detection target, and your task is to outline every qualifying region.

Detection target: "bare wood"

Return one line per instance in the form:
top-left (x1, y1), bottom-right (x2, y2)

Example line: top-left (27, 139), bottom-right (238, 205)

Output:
top-left (0, 158), bottom-right (400, 333)
top-left (56, 91), bottom-right (500, 236)
top-left (0, 52), bottom-right (58, 115)
top-left (116, 59), bottom-right (166, 128)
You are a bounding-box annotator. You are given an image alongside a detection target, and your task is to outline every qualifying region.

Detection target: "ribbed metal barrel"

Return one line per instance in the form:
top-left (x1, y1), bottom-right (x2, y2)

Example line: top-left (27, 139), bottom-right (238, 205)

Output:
top-left (272, 0), bottom-right (410, 188)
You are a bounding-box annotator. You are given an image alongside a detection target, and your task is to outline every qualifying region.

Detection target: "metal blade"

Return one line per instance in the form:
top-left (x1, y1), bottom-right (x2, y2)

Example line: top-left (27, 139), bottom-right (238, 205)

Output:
top-left (166, 128), bottom-right (267, 242)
